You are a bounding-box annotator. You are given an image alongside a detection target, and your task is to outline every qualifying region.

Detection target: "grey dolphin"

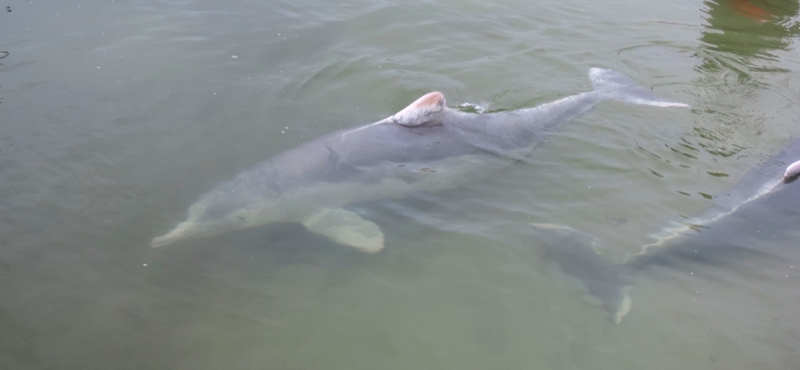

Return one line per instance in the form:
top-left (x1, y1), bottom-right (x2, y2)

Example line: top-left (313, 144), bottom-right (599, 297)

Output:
top-left (152, 68), bottom-right (688, 250)
top-left (533, 138), bottom-right (800, 323)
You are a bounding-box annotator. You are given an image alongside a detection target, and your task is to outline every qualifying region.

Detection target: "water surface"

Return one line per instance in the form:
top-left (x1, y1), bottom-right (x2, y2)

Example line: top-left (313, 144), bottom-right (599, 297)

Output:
top-left (1, 0), bottom-right (799, 369)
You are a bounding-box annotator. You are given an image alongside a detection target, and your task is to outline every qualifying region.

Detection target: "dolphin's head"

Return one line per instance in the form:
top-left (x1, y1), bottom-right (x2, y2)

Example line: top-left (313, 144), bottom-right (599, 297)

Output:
top-left (151, 184), bottom-right (283, 248)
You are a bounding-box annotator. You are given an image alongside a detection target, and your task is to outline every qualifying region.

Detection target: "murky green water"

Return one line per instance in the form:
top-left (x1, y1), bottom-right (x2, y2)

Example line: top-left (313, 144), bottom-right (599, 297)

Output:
top-left (1, 0), bottom-right (799, 369)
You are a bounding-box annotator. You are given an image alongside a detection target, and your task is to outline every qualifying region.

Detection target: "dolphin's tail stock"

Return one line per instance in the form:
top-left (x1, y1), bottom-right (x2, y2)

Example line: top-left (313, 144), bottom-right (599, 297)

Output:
top-left (588, 68), bottom-right (689, 108)
top-left (531, 223), bottom-right (637, 324)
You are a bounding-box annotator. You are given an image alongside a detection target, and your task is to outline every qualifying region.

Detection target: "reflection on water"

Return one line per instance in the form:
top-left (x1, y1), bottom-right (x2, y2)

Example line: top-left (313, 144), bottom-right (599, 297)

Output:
top-left (701, 0), bottom-right (800, 61)
top-left (678, 0), bottom-right (800, 181)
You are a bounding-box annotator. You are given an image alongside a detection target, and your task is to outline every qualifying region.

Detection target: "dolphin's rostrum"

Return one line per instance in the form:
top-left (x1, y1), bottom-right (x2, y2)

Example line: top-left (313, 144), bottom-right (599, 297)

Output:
top-left (152, 68), bottom-right (688, 250)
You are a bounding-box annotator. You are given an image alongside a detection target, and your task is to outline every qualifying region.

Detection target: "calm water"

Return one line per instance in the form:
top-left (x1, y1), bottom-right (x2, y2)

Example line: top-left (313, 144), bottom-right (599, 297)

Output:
top-left (2, 0), bottom-right (800, 369)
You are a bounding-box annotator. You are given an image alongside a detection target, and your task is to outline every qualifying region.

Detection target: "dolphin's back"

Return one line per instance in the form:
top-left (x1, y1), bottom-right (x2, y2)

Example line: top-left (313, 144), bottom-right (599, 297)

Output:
top-left (534, 138), bottom-right (800, 323)
top-left (327, 118), bottom-right (486, 169)
top-left (267, 118), bottom-right (487, 187)
top-left (639, 138), bottom-right (800, 264)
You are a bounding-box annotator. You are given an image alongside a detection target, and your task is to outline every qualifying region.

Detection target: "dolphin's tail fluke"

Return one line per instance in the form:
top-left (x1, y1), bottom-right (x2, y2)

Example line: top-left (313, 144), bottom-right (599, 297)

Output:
top-left (589, 68), bottom-right (689, 108)
top-left (531, 223), bottom-right (637, 324)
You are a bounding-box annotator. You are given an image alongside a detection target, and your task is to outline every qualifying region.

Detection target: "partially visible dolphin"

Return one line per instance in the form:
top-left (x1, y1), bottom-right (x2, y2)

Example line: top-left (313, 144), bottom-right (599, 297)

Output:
top-left (152, 68), bottom-right (688, 250)
top-left (533, 138), bottom-right (800, 323)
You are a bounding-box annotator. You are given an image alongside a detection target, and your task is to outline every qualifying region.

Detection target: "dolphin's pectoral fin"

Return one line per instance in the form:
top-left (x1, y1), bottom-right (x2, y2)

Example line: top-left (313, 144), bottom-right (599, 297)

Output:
top-left (302, 208), bottom-right (385, 253)
top-left (391, 91), bottom-right (446, 127)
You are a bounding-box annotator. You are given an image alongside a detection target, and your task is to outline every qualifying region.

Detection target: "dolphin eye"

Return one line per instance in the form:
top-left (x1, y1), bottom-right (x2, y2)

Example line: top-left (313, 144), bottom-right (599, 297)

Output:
top-left (235, 210), bottom-right (249, 221)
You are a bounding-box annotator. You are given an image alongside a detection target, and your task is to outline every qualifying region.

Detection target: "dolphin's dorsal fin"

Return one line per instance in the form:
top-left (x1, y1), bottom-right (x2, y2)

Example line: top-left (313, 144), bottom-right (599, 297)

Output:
top-left (391, 91), bottom-right (446, 127)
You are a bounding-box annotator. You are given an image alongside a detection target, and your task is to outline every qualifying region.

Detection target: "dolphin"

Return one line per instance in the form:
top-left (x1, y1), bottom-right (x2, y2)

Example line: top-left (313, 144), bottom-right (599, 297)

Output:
top-left (152, 68), bottom-right (688, 250)
top-left (533, 138), bottom-right (800, 323)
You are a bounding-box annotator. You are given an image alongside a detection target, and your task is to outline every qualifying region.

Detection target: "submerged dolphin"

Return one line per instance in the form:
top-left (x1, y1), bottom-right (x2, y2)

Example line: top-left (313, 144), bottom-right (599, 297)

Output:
top-left (533, 139), bottom-right (800, 323)
top-left (152, 68), bottom-right (688, 250)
